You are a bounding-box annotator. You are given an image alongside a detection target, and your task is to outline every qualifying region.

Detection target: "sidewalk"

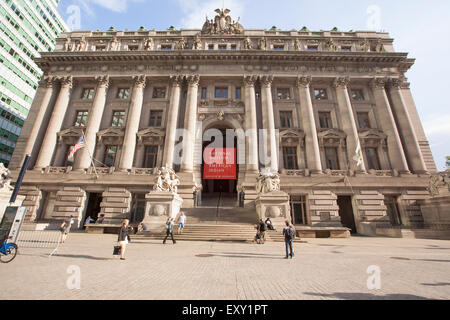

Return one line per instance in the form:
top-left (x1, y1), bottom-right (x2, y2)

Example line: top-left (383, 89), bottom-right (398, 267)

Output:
top-left (1, 233), bottom-right (450, 300)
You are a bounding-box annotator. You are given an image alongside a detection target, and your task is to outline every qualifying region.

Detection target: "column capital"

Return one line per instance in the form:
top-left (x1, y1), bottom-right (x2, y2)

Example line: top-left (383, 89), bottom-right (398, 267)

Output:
top-left (96, 75), bottom-right (110, 88)
top-left (259, 75), bottom-right (274, 88)
top-left (296, 76), bottom-right (312, 88)
top-left (333, 77), bottom-right (350, 89)
top-left (170, 75), bottom-right (184, 87)
top-left (38, 76), bottom-right (56, 88)
top-left (243, 75), bottom-right (257, 87)
top-left (186, 74), bottom-right (200, 87)
top-left (58, 76), bottom-right (73, 89)
top-left (133, 75), bottom-right (147, 88)
top-left (369, 78), bottom-right (387, 89)
top-left (388, 77), bottom-right (410, 89)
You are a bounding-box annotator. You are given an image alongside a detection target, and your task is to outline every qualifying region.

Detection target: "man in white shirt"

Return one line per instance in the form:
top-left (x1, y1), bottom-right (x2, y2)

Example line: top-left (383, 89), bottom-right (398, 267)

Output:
top-left (177, 212), bottom-right (187, 235)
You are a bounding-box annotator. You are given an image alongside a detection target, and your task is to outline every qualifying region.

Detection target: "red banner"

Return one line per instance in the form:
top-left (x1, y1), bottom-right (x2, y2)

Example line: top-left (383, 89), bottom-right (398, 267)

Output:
top-left (203, 148), bottom-right (237, 180)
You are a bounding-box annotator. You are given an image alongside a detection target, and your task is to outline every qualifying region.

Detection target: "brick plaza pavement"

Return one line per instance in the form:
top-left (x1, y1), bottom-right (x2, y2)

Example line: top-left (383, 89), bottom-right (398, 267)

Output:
top-left (1, 233), bottom-right (450, 300)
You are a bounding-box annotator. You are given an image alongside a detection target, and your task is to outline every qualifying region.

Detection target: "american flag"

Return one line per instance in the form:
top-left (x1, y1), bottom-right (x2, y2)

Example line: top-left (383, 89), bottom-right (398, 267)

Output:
top-left (68, 137), bottom-right (86, 160)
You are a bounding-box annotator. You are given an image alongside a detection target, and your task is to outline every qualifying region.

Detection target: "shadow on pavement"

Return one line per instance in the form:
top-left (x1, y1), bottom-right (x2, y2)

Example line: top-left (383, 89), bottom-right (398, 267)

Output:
top-left (211, 252), bottom-right (286, 260)
top-left (52, 254), bottom-right (112, 261)
top-left (421, 283), bottom-right (450, 287)
top-left (304, 292), bottom-right (430, 300)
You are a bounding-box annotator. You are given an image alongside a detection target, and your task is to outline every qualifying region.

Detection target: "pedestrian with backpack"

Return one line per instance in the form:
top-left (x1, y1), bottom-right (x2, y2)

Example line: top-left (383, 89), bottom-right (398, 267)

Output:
top-left (258, 219), bottom-right (267, 244)
top-left (163, 218), bottom-right (176, 244)
top-left (283, 220), bottom-right (295, 259)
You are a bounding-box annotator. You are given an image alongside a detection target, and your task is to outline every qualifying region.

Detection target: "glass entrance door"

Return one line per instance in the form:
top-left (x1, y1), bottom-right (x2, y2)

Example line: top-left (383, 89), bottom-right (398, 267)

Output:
top-left (290, 196), bottom-right (309, 225)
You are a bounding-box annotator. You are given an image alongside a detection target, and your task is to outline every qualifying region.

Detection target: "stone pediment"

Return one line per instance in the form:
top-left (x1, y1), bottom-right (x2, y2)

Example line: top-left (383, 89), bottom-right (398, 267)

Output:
top-left (137, 128), bottom-right (166, 145)
top-left (58, 127), bottom-right (85, 144)
top-left (97, 127), bottom-right (125, 144)
top-left (280, 129), bottom-right (305, 146)
top-left (359, 129), bottom-right (387, 147)
top-left (318, 129), bottom-right (347, 146)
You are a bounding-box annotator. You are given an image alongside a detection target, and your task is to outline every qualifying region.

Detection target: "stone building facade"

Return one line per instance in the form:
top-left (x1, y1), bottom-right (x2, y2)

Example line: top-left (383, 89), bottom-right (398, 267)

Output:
top-left (8, 10), bottom-right (437, 236)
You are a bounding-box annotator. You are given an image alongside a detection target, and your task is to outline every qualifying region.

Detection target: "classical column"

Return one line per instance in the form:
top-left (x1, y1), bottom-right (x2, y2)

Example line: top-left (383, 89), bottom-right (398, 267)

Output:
top-left (297, 76), bottom-right (322, 174)
top-left (163, 75), bottom-right (183, 168)
top-left (260, 75), bottom-right (278, 172)
top-left (74, 76), bottom-right (110, 170)
top-left (388, 78), bottom-right (427, 174)
top-left (333, 77), bottom-right (366, 172)
top-left (180, 74), bottom-right (200, 173)
top-left (118, 75), bottom-right (146, 171)
top-left (244, 75), bottom-right (259, 174)
top-left (370, 78), bottom-right (410, 173)
top-left (21, 76), bottom-right (56, 165)
top-left (35, 76), bottom-right (73, 169)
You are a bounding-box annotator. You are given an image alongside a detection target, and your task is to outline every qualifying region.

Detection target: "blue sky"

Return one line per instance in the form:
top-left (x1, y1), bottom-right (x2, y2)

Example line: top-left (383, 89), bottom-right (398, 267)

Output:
top-left (58, 0), bottom-right (450, 170)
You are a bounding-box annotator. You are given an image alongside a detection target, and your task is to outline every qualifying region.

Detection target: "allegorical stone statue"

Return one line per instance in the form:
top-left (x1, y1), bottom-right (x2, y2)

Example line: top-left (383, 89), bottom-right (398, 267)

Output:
top-left (0, 163), bottom-right (13, 191)
top-left (110, 37), bottom-right (119, 51)
top-left (153, 167), bottom-right (181, 194)
top-left (193, 35), bottom-right (202, 50)
top-left (429, 171), bottom-right (450, 197)
top-left (258, 38), bottom-right (267, 50)
top-left (202, 9), bottom-right (244, 35)
top-left (144, 37), bottom-right (154, 51)
top-left (176, 37), bottom-right (187, 50)
top-left (256, 169), bottom-right (281, 194)
top-left (243, 37), bottom-right (252, 50)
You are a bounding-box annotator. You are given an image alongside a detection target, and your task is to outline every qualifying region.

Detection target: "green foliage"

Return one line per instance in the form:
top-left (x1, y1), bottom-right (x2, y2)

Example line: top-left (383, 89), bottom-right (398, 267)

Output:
top-left (300, 26), bottom-right (309, 32)
top-left (331, 27), bottom-right (339, 32)
top-left (167, 26), bottom-right (177, 31)
top-left (138, 26), bottom-right (146, 31)
top-left (446, 156), bottom-right (450, 169)
top-left (108, 27), bottom-right (116, 31)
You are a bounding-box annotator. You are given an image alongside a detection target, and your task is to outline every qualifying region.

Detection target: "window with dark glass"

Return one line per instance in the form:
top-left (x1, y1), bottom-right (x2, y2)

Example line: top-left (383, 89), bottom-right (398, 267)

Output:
top-left (341, 46), bottom-right (352, 52)
top-left (144, 146), bottom-right (158, 168)
top-left (283, 147), bottom-right (299, 170)
top-left (161, 44), bottom-right (172, 50)
top-left (325, 147), bottom-right (339, 170)
top-left (307, 45), bottom-right (318, 51)
top-left (201, 87), bottom-right (207, 100)
top-left (149, 110), bottom-right (163, 127)
top-left (215, 87), bottom-right (228, 99)
top-left (74, 110), bottom-right (89, 127)
top-left (235, 87), bottom-right (241, 100)
top-left (277, 88), bottom-right (290, 100)
top-left (319, 112), bottom-right (332, 129)
top-left (314, 89), bottom-right (328, 100)
top-left (273, 45), bottom-right (285, 51)
top-left (96, 46), bottom-right (106, 51)
top-left (365, 147), bottom-right (381, 170)
top-left (290, 196), bottom-right (309, 225)
top-left (104, 146), bottom-right (118, 167)
top-left (112, 111), bottom-right (126, 127)
top-left (357, 112), bottom-right (371, 129)
top-left (117, 88), bottom-right (130, 99)
top-left (280, 111), bottom-right (293, 128)
top-left (81, 88), bottom-right (95, 100)
top-left (152, 87), bottom-right (166, 99)
top-left (351, 89), bottom-right (365, 101)
top-left (231, 44), bottom-right (237, 50)
top-left (208, 44), bottom-right (214, 50)
top-left (385, 196), bottom-right (402, 226)
top-left (218, 44), bottom-right (227, 50)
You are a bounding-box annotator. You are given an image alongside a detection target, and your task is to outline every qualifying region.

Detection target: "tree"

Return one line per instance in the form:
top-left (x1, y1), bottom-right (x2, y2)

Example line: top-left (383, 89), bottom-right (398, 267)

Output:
top-left (446, 156), bottom-right (450, 169)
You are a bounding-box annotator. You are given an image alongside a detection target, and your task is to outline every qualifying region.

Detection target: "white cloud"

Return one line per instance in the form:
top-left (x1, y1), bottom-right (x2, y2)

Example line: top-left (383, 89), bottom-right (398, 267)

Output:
top-left (74, 0), bottom-right (146, 14)
top-left (423, 114), bottom-right (450, 136)
top-left (177, 0), bottom-right (245, 29)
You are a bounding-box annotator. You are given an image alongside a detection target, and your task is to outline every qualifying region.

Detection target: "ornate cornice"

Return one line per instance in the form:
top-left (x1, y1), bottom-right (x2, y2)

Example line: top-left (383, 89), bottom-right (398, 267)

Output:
top-left (296, 76), bottom-right (312, 88)
top-left (388, 77), bottom-right (410, 89)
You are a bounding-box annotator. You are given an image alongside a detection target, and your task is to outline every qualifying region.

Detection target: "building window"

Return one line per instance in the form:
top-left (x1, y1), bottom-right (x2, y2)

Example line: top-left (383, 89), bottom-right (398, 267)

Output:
top-left (215, 87), bottom-right (228, 99)
top-left (218, 44), bottom-right (227, 50)
top-left (290, 196), bottom-right (309, 225)
top-left (208, 44), bottom-right (214, 50)
top-left (231, 44), bottom-right (237, 50)
top-left (277, 88), bottom-right (290, 100)
top-left (325, 147), bottom-right (340, 170)
top-left (235, 87), bottom-right (241, 100)
top-left (117, 88), bottom-right (130, 99)
top-left (74, 110), bottom-right (89, 127)
top-left (112, 111), bottom-right (126, 127)
top-left (307, 45), bottom-right (318, 51)
top-left (149, 110), bottom-right (163, 127)
top-left (104, 146), bottom-right (118, 167)
top-left (314, 89), bottom-right (328, 100)
top-left (161, 44), bottom-right (172, 50)
top-left (357, 112), bottom-right (371, 129)
top-left (273, 45), bottom-right (285, 51)
top-left (144, 146), bottom-right (158, 168)
top-left (201, 87), bottom-right (207, 100)
top-left (365, 147), bottom-right (381, 170)
top-left (385, 196), bottom-right (402, 226)
top-left (96, 46), bottom-right (106, 51)
top-left (341, 46), bottom-right (352, 52)
top-left (283, 147), bottom-right (298, 170)
top-left (351, 89), bottom-right (365, 101)
top-left (280, 111), bottom-right (294, 128)
top-left (318, 112), bottom-right (332, 129)
top-left (152, 87), bottom-right (166, 99)
top-left (128, 45), bottom-right (139, 51)
top-left (81, 88), bottom-right (95, 100)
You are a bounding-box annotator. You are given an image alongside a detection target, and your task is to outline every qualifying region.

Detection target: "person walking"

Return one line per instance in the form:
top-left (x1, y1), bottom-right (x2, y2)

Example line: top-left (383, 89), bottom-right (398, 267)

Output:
top-left (163, 218), bottom-right (176, 244)
top-left (258, 219), bottom-right (267, 244)
top-left (117, 219), bottom-right (130, 260)
top-left (283, 220), bottom-right (295, 259)
top-left (177, 212), bottom-right (187, 235)
top-left (60, 215), bottom-right (74, 244)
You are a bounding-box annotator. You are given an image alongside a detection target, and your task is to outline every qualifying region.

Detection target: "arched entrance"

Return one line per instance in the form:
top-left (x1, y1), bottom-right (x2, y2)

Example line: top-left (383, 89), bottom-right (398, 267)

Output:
top-left (199, 122), bottom-right (240, 207)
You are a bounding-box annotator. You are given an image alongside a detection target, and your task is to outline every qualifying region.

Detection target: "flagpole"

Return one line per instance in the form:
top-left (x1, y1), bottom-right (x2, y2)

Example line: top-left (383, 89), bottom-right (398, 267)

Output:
top-left (81, 131), bottom-right (99, 179)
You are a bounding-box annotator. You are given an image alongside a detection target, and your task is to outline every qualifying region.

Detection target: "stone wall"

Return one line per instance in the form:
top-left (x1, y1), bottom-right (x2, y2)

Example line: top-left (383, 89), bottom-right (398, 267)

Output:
top-left (100, 187), bottom-right (131, 224)
top-left (308, 190), bottom-right (341, 227)
top-left (19, 186), bottom-right (42, 222)
top-left (399, 190), bottom-right (430, 227)
top-left (53, 187), bottom-right (87, 228)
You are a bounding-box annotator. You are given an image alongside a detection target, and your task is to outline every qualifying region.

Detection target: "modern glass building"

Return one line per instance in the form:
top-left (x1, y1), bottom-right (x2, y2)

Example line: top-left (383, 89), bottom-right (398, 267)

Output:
top-left (0, 0), bottom-right (68, 166)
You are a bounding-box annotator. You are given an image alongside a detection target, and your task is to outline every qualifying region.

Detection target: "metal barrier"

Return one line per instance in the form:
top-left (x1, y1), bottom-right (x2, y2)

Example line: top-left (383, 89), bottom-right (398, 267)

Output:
top-left (16, 230), bottom-right (62, 257)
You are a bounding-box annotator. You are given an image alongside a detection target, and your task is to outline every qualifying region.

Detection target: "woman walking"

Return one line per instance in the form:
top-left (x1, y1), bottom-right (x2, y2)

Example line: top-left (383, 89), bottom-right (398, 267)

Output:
top-left (117, 219), bottom-right (130, 260)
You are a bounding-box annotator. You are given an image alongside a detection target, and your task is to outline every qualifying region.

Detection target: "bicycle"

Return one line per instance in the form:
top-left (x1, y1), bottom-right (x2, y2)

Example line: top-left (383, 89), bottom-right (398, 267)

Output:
top-left (0, 239), bottom-right (18, 263)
